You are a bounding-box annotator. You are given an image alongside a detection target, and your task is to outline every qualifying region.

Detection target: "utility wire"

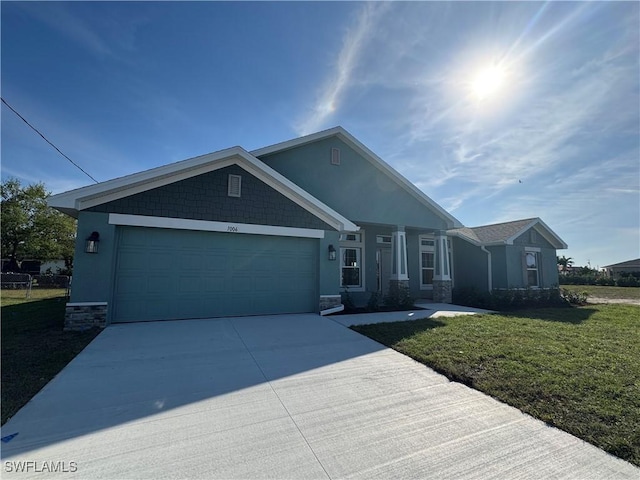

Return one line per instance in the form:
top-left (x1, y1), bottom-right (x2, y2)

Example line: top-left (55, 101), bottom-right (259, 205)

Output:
top-left (1, 97), bottom-right (99, 184)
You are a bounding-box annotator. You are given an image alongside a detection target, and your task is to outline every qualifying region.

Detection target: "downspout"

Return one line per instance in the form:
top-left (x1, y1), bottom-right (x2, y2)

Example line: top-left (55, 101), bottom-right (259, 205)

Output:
top-left (481, 246), bottom-right (492, 292)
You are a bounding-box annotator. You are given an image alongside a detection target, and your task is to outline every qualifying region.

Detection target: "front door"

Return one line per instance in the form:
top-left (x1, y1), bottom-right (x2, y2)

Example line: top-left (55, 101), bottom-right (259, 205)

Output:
top-left (376, 248), bottom-right (391, 295)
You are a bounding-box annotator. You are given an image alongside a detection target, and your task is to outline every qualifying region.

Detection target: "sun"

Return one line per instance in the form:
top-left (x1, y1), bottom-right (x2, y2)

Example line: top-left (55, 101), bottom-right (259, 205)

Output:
top-left (471, 65), bottom-right (506, 101)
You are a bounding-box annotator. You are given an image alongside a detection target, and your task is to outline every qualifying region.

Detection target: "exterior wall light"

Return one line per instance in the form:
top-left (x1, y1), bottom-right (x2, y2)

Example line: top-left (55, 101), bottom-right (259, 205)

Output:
top-left (85, 231), bottom-right (100, 254)
top-left (328, 244), bottom-right (337, 261)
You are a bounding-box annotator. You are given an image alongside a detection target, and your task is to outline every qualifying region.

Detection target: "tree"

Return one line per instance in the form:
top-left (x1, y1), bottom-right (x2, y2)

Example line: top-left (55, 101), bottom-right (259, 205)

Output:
top-left (557, 255), bottom-right (573, 273)
top-left (1, 178), bottom-right (76, 272)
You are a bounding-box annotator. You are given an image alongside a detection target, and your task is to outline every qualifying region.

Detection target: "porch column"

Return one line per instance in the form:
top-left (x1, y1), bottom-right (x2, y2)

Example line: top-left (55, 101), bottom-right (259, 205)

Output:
top-left (390, 227), bottom-right (409, 290)
top-left (433, 230), bottom-right (452, 303)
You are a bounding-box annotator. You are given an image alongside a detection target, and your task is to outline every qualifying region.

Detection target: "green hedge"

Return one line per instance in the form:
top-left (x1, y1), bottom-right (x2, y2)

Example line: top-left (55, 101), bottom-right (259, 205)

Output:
top-left (452, 287), bottom-right (580, 311)
top-left (560, 274), bottom-right (639, 287)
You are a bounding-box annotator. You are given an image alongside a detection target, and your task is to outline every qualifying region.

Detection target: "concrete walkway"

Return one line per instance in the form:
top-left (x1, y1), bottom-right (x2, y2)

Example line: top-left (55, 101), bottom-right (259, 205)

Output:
top-left (1, 314), bottom-right (637, 479)
top-left (332, 301), bottom-right (493, 327)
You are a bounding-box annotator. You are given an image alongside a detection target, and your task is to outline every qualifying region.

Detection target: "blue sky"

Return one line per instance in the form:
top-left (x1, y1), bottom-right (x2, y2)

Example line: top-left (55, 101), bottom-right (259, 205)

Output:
top-left (2, 1), bottom-right (638, 269)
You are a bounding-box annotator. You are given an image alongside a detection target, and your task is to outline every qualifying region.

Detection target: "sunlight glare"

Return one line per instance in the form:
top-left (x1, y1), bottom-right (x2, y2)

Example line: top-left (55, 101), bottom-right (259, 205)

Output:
top-left (471, 65), bottom-right (506, 101)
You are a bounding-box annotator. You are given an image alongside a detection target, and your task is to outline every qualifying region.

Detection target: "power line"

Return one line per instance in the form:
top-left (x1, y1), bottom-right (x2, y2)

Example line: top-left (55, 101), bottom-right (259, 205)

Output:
top-left (1, 97), bottom-right (99, 184)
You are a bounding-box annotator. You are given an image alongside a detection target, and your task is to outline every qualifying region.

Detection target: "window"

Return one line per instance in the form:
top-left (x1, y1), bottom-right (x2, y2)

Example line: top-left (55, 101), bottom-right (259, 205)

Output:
top-left (419, 235), bottom-right (435, 289)
top-left (376, 235), bottom-right (392, 244)
top-left (420, 235), bottom-right (453, 288)
top-left (340, 231), bottom-right (364, 290)
top-left (341, 247), bottom-right (361, 287)
top-left (228, 174), bottom-right (242, 197)
top-left (526, 251), bottom-right (539, 287)
top-left (340, 233), bottom-right (361, 242)
top-left (421, 251), bottom-right (435, 287)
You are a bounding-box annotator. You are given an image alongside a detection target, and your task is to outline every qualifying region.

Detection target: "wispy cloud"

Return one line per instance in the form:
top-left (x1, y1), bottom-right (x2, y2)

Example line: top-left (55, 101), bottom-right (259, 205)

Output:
top-left (14, 3), bottom-right (114, 57)
top-left (295, 2), bottom-right (390, 135)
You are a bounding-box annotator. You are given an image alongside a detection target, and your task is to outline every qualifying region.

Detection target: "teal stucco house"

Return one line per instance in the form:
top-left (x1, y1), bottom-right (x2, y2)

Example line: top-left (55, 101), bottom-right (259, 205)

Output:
top-left (49, 127), bottom-right (567, 329)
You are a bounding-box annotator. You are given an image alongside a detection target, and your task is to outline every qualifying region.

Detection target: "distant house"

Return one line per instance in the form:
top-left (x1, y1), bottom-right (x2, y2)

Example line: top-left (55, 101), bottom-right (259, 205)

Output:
top-left (602, 259), bottom-right (640, 278)
top-left (48, 127), bottom-right (568, 329)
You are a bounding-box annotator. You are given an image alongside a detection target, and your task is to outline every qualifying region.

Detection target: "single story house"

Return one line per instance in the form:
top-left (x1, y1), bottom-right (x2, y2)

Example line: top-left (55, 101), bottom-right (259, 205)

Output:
top-left (49, 127), bottom-right (567, 329)
top-left (602, 259), bottom-right (640, 278)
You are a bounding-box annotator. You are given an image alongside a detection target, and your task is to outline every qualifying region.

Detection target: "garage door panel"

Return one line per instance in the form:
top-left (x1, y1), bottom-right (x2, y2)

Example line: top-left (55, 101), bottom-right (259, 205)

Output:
top-left (113, 227), bottom-right (318, 322)
top-left (147, 275), bottom-right (171, 293)
top-left (202, 276), bottom-right (226, 293)
top-left (202, 254), bottom-right (228, 272)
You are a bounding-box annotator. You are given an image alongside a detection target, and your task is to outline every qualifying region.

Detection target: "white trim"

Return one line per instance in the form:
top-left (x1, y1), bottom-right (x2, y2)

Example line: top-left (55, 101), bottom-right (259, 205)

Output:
top-left (320, 305), bottom-right (344, 316)
top-left (108, 214), bottom-right (325, 239)
top-left (66, 302), bottom-right (108, 307)
top-left (48, 147), bottom-right (358, 233)
top-left (339, 230), bottom-right (366, 292)
top-left (251, 126), bottom-right (463, 229)
top-left (505, 218), bottom-right (567, 249)
top-left (525, 246), bottom-right (541, 253)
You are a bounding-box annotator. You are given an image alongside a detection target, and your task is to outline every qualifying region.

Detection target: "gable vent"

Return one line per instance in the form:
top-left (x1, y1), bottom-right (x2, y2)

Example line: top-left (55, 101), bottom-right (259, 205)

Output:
top-left (331, 148), bottom-right (341, 165)
top-left (228, 174), bottom-right (242, 197)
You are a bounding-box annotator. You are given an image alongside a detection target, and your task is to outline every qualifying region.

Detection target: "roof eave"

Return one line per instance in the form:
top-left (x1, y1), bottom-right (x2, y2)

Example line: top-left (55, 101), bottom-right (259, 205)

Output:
top-left (253, 126), bottom-right (463, 229)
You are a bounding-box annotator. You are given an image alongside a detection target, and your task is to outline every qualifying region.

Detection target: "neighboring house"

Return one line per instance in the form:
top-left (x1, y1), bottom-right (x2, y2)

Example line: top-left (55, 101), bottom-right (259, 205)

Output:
top-left (602, 259), bottom-right (640, 278)
top-left (48, 127), bottom-right (567, 329)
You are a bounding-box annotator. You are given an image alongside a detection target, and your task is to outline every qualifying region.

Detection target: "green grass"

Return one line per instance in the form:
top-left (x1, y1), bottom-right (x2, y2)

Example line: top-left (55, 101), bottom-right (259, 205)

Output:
top-left (1, 288), bottom-right (70, 307)
top-left (352, 304), bottom-right (640, 466)
top-left (1, 289), bottom-right (101, 425)
top-left (562, 285), bottom-right (640, 300)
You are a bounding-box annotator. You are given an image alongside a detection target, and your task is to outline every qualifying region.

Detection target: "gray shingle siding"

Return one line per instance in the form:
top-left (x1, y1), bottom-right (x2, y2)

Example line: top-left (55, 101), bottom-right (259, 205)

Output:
top-left (87, 165), bottom-right (333, 230)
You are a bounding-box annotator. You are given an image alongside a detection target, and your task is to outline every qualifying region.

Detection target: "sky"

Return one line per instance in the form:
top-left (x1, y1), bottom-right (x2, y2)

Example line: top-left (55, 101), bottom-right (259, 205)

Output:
top-left (1, 1), bottom-right (639, 269)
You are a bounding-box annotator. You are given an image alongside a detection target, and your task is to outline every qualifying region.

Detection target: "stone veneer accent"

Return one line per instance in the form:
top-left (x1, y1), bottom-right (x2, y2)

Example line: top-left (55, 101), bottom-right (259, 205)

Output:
top-left (432, 279), bottom-right (452, 304)
top-left (65, 302), bottom-right (108, 331)
top-left (319, 295), bottom-right (342, 311)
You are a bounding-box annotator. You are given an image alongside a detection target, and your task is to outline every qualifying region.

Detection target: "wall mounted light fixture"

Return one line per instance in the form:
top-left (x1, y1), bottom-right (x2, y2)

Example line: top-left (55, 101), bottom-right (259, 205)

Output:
top-left (328, 244), bottom-right (336, 261)
top-left (85, 231), bottom-right (100, 254)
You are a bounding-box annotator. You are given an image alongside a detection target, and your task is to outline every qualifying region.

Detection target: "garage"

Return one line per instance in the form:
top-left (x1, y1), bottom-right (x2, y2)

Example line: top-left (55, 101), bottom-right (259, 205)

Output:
top-left (112, 226), bottom-right (318, 322)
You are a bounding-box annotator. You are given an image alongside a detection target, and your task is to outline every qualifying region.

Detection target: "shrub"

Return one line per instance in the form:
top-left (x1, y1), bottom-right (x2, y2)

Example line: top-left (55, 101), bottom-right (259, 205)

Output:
top-left (560, 288), bottom-right (589, 305)
top-left (616, 275), bottom-right (639, 287)
top-left (366, 291), bottom-right (381, 312)
top-left (341, 288), bottom-right (356, 312)
top-left (453, 286), bottom-right (568, 311)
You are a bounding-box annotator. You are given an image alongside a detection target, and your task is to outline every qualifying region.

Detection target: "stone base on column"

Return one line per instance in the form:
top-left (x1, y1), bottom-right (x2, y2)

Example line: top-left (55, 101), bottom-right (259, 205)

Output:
top-left (319, 295), bottom-right (342, 311)
top-left (432, 279), bottom-right (452, 304)
top-left (65, 302), bottom-right (108, 331)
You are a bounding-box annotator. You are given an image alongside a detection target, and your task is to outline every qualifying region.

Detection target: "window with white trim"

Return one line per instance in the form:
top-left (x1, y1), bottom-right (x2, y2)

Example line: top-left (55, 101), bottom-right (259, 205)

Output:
top-left (525, 251), bottom-right (539, 287)
top-left (340, 231), bottom-right (364, 290)
top-left (420, 236), bottom-right (435, 289)
top-left (420, 235), bottom-right (453, 289)
top-left (376, 235), bottom-right (391, 244)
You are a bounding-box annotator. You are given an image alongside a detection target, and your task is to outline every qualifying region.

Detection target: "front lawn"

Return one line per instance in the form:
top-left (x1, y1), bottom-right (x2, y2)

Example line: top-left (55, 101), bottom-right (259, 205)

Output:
top-left (352, 304), bottom-right (640, 466)
top-left (1, 290), bottom-right (101, 424)
top-left (562, 284), bottom-right (640, 301)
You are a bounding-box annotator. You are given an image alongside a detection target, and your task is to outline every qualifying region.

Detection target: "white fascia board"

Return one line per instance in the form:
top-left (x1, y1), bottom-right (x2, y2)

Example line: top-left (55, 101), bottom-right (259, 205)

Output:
top-left (48, 146), bottom-right (358, 233)
top-left (234, 152), bottom-right (359, 233)
top-left (252, 126), bottom-right (463, 229)
top-left (47, 146), bottom-right (244, 213)
top-left (504, 218), bottom-right (568, 249)
top-left (109, 214), bottom-right (325, 239)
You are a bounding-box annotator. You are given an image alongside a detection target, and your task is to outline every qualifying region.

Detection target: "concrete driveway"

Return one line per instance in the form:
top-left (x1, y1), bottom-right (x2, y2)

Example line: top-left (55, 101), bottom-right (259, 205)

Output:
top-left (1, 314), bottom-right (637, 479)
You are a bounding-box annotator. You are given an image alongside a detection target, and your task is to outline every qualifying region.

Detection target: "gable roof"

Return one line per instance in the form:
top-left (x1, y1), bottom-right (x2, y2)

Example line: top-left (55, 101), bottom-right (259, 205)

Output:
top-left (251, 126), bottom-right (464, 229)
top-left (48, 147), bottom-right (359, 233)
top-left (449, 217), bottom-right (568, 249)
top-left (602, 258), bottom-right (640, 269)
